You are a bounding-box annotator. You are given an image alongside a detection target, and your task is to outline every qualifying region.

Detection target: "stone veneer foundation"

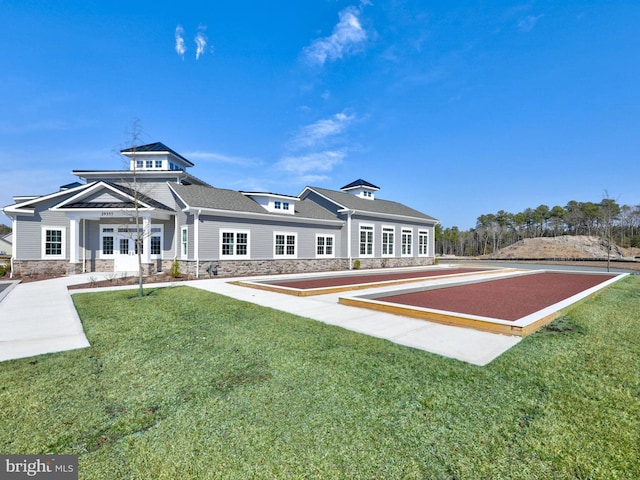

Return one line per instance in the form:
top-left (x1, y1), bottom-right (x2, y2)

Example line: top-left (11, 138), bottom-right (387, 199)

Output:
top-left (11, 257), bottom-right (435, 279)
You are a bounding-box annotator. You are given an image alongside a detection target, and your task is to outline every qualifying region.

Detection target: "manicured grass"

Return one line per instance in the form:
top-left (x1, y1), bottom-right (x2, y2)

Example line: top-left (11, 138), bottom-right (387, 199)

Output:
top-left (1, 278), bottom-right (639, 479)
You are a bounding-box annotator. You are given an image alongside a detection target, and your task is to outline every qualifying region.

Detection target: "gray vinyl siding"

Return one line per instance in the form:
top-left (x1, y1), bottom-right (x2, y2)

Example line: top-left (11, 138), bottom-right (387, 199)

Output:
top-left (352, 215), bottom-right (435, 259)
top-left (15, 197), bottom-right (74, 260)
top-left (195, 215), bottom-right (342, 260)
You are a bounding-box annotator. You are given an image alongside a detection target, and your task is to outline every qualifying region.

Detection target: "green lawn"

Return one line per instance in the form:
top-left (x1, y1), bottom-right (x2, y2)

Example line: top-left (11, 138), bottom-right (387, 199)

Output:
top-left (1, 277), bottom-right (639, 479)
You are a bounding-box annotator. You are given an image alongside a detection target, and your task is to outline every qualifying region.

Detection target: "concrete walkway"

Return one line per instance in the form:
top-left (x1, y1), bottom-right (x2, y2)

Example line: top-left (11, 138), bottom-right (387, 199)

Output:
top-left (0, 268), bottom-right (523, 366)
top-left (0, 273), bottom-right (112, 362)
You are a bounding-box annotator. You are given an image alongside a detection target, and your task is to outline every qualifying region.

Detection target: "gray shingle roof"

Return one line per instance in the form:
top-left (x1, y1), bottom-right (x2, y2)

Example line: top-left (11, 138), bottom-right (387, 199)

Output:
top-left (308, 186), bottom-right (438, 222)
top-left (170, 184), bottom-right (339, 221)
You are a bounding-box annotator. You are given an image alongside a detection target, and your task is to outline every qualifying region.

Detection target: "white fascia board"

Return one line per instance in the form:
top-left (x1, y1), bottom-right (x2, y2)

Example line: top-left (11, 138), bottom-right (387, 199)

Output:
top-left (3, 182), bottom-right (92, 212)
top-left (182, 206), bottom-right (344, 226)
top-left (337, 208), bottom-right (437, 225)
top-left (241, 192), bottom-right (299, 201)
top-left (299, 187), bottom-right (347, 210)
top-left (52, 181), bottom-right (155, 210)
top-left (166, 183), bottom-right (190, 209)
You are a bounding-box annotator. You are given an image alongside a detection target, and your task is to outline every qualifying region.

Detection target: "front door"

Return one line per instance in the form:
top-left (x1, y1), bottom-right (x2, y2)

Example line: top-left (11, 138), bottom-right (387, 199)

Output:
top-left (114, 238), bottom-right (139, 273)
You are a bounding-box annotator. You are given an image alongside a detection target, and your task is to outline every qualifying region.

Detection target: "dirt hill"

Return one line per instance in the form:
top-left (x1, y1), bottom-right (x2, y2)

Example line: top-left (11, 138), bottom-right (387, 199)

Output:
top-left (486, 235), bottom-right (638, 260)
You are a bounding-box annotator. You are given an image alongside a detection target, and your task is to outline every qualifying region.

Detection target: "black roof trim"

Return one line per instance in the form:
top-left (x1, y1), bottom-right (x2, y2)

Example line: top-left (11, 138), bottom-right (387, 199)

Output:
top-left (120, 142), bottom-right (194, 167)
top-left (341, 179), bottom-right (380, 191)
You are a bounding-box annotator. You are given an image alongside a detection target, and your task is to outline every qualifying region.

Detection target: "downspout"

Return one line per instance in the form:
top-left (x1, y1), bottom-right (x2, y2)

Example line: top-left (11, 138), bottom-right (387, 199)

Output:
top-left (9, 215), bottom-right (16, 279)
top-left (82, 218), bottom-right (86, 273)
top-left (173, 214), bottom-right (179, 261)
top-left (347, 210), bottom-right (353, 270)
top-left (194, 210), bottom-right (201, 278)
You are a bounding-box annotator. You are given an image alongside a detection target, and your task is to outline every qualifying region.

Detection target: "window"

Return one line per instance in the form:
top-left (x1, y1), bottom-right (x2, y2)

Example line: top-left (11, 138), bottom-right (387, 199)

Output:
top-left (359, 225), bottom-right (374, 257)
top-left (145, 160), bottom-right (153, 168)
top-left (42, 228), bottom-right (64, 258)
top-left (221, 230), bottom-right (249, 258)
top-left (316, 235), bottom-right (334, 257)
top-left (102, 236), bottom-right (114, 255)
top-left (181, 227), bottom-right (188, 258)
top-left (136, 160), bottom-right (143, 169)
top-left (419, 230), bottom-right (429, 256)
top-left (155, 160), bottom-right (162, 169)
top-left (283, 202), bottom-right (290, 210)
top-left (151, 236), bottom-right (161, 255)
top-left (401, 228), bottom-right (413, 256)
top-left (120, 238), bottom-right (129, 255)
top-left (382, 227), bottom-right (394, 256)
top-left (274, 201), bottom-right (282, 209)
top-left (274, 232), bottom-right (296, 257)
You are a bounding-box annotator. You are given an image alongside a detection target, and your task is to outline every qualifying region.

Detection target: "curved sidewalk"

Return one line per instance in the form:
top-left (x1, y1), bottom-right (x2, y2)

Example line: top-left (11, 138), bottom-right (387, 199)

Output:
top-left (0, 269), bottom-right (523, 366)
top-left (0, 274), bottom-right (111, 362)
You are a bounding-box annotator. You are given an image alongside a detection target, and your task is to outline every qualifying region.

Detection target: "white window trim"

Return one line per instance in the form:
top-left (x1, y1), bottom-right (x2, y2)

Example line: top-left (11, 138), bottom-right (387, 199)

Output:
top-left (99, 224), bottom-right (163, 259)
top-left (220, 229), bottom-right (250, 259)
top-left (181, 226), bottom-right (188, 259)
top-left (315, 234), bottom-right (335, 258)
top-left (274, 232), bottom-right (297, 258)
top-left (42, 226), bottom-right (66, 259)
top-left (401, 228), bottom-right (413, 257)
top-left (418, 229), bottom-right (430, 257)
top-left (99, 226), bottom-right (115, 258)
top-left (381, 225), bottom-right (395, 257)
top-left (359, 224), bottom-right (374, 258)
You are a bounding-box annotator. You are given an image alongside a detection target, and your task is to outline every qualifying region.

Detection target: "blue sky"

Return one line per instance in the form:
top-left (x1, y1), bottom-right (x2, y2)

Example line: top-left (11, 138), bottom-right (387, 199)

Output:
top-left (1, 0), bottom-right (639, 229)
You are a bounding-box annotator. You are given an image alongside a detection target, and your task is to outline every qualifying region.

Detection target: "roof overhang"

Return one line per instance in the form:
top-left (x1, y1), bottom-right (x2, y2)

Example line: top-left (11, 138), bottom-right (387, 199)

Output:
top-left (337, 208), bottom-right (438, 225)
top-left (182, 206), bottom-right (343, 226)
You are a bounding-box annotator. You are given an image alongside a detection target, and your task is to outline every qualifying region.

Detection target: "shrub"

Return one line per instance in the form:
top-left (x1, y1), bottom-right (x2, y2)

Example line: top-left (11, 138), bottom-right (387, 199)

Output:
top-left (0, 264), bottom-right (7, 277)
top-left (170, 260), bottom-right (181, 278)
top-left (353, 259), bottom-right (361, 270)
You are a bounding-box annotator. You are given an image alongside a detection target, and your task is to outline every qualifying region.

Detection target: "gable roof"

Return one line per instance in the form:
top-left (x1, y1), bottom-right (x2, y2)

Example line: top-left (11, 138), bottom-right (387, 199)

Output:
top-left (120, 142), bottom-right (194, 167)
top-left (53, 181), bottom-right (173, 211)
top-left (303, 186), bottom-right (438, 222)
top-left (169, 183), bottom-right (340, 222)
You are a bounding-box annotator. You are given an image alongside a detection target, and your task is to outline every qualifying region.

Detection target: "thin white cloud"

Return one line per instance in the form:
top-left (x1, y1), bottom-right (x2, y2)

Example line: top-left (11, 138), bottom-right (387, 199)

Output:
top-left (175, 25), bottom-right (186, 58)
top-left (288, 112), bottom-right (355, 150)
top-left (517, 14), bottom-right (544, 32)
top-left (277, 150), bottom-right (346, 176)
top-left (195, 28), bottom-right (208, 60)
top-left (185, 151), bottom-right (260, 167)
top-left (303, 6), bottom-right (367, 66)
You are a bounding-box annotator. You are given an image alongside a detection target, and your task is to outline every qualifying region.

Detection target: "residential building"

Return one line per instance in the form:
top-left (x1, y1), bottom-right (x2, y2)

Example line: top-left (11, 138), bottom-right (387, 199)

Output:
top-left (2, 143), bottom-right (438, 277)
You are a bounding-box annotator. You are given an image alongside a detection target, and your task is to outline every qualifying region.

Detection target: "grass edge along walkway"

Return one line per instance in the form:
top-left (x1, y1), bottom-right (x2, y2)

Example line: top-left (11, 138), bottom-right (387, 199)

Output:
top-left (1, 277), bottom-right (639, 479)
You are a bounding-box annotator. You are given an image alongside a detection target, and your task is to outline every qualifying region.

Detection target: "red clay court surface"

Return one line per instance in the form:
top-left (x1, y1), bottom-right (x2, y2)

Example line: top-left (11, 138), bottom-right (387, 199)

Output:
top-left (269, 268), bottom-right (489, 289)
top-left (377, 272), bottom-right (615, 321)
top-left (340, 271), bottom-right (624, 336)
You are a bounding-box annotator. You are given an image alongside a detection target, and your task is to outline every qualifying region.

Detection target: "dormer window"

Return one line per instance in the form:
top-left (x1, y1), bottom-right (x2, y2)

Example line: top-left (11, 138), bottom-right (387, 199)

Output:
top-left (155, 160), bottom-right (163, 168)
top-left (241, 192), bottom-right (297, 215)
top-left (136, 160), bottom-right (143, 169)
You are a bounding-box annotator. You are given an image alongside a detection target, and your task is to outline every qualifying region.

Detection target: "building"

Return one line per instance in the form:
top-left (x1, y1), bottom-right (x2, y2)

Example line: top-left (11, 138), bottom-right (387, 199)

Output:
top-left (2, 143), bottom-right (438, 277)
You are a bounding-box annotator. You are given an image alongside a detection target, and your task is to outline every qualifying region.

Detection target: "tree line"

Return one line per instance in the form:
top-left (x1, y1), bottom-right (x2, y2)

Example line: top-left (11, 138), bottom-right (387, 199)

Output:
top-left (435, 198), bottom-right (640, 257)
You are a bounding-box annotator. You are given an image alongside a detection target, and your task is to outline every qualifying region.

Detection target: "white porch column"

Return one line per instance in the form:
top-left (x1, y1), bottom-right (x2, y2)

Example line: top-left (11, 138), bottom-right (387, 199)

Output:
top-left (69, 215), bottom-right (80, 264)
top-left (142, 215), bottom-right (151, 265)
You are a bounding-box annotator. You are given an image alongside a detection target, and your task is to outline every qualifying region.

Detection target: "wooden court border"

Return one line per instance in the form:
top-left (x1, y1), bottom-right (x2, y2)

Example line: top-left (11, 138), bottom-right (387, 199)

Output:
top-left (338, 270), bottom-right (627, 336)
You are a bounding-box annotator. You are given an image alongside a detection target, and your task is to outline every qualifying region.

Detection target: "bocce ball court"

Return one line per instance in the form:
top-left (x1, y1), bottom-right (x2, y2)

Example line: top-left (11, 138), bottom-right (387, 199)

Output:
top-left (233, 266), bottom-right (503, 296)
top-left (339, 270), bottom-right (625, 336)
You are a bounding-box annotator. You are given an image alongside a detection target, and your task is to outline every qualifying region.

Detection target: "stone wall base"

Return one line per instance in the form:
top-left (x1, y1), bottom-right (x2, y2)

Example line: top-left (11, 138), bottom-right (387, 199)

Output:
top-left (12, 257), bottom-right (434, 279)
top-left (164, 257), bottom-right (435, 278)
